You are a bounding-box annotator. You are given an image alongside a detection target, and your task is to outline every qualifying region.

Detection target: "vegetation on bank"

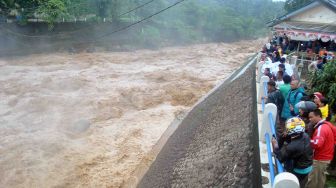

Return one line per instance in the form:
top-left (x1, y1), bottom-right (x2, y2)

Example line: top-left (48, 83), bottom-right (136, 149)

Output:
top-left (0, 0), bottom-right (285, 44)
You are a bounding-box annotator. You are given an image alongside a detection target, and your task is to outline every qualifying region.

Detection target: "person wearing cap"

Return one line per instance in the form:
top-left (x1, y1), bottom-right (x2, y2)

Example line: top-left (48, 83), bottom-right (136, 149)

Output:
top-left (272, 117), bottom-right (313, 188)
top-left (313, 92), bottom-right (329, 119)
top-left (307, 109), bottom-right (336, 188)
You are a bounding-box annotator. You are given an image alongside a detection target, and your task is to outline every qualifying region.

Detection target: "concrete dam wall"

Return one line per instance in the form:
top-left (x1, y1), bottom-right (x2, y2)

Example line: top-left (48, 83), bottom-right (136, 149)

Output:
top-left (138, 56), bottom-right (262, 188)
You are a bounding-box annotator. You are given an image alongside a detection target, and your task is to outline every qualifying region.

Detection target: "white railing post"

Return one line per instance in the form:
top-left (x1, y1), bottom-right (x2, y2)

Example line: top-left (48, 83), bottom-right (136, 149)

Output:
top-left (257, 62), bottom-right (264, 83)
top-left (259, 103), bottom-right (277, 142)
top-left (257, 76), bottom-right (269, 104)
top-left (273, 172), bottom-right (299, 188)
top-left (290, 55), bottom-right (298, 65)
top-left (297, 61), bottom-right (303, 79)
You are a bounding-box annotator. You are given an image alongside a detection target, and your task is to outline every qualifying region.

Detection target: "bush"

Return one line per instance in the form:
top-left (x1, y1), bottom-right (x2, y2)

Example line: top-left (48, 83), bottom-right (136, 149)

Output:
top-left (308, 62), bottom-right (336, 107)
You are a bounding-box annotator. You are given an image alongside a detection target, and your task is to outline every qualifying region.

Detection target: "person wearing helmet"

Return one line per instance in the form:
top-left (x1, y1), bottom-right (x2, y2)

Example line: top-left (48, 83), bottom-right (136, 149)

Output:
top-left (295, 101), bottom-right (318, 137)
top-left (272, 117), bottom-right (313, 188)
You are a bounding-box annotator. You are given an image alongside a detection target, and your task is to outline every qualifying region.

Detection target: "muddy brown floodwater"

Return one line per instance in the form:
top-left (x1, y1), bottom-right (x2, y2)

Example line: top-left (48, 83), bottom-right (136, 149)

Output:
top-left (0, 39), bottom-right (264, 188)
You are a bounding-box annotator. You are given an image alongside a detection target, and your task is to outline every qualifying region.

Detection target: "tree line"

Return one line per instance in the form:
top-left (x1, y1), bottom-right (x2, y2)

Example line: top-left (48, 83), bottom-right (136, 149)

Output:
top-left (0, 0), bottom-right (287, 44)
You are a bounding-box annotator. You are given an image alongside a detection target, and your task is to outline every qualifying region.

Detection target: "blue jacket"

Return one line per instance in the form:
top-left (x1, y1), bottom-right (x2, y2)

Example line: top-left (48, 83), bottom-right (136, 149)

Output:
top-left (281, 87), bottom-right (305, 120)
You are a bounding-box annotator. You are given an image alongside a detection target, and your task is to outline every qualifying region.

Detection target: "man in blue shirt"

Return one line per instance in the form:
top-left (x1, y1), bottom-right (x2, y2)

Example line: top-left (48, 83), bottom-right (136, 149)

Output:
top-left (281, 80), bottom-right (305, 120)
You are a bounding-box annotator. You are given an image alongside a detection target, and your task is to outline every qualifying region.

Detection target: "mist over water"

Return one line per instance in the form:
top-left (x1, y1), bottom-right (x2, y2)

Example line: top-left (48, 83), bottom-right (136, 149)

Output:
top-left (0, 0), bottom-right (283, 187)
top-left (0, 0), bottom-right (284, 56)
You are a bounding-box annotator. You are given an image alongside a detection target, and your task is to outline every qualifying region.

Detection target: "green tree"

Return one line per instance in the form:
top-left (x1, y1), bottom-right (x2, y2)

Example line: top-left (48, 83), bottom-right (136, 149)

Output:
top-left (65, 0), bottom-right (92, 18)
top-left (309, 62), bottom-right (336, 108)
top-left (37, 0), bottom-right (67, 27)
top-left (1, 0), bottom-right (286, 44)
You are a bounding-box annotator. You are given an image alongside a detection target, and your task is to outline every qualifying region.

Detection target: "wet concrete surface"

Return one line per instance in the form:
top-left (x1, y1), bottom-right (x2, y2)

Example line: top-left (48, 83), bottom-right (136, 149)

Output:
top-left (138, 58), bottom-right (261, 187)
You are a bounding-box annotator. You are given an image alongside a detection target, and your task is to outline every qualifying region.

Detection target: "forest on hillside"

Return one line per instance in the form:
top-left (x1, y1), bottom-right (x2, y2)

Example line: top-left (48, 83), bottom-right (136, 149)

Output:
top-left (0, 0), bottom-right (286, 44)
top-left (0, 0), bottom-right (286, 52)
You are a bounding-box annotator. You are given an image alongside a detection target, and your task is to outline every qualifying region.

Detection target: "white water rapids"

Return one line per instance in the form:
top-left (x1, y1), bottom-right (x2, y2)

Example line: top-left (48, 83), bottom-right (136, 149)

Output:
top-left (0, 40), bottom-right (264, 187)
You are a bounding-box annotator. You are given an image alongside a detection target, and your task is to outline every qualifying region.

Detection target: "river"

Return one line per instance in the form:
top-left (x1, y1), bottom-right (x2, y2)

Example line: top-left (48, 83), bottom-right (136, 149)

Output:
top-left (0, 39), bottom-right (264, 187)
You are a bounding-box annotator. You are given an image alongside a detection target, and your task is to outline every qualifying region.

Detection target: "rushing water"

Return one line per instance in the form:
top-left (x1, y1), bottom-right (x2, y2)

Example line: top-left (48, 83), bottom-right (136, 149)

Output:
top-left (0, 40), bottom-right (263, 188)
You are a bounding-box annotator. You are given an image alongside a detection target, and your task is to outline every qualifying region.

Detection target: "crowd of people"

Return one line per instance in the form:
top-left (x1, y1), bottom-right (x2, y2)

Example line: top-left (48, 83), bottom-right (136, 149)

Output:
top-left (259, 36), bottom-right (336, 188)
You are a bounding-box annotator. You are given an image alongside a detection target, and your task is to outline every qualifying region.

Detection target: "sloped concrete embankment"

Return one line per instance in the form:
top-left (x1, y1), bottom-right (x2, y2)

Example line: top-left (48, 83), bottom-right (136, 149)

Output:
top-left (138, 56), bottom-right (261, 188)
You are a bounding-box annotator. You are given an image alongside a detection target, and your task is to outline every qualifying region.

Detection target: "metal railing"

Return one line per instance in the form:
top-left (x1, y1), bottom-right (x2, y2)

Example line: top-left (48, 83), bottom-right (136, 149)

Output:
top-left (268, 113), bottom-right (284, 172)
top-left (265, 112), bottom-right (285, 186)
top-left (261, 80), bottom-right (285, 186)
top-left (265, 132), bottom-right (276, 185)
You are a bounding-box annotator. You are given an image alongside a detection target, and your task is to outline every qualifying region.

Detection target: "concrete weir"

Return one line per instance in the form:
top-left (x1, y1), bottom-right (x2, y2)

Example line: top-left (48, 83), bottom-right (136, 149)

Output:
top-left (138, 55), bottom-right (262, 188)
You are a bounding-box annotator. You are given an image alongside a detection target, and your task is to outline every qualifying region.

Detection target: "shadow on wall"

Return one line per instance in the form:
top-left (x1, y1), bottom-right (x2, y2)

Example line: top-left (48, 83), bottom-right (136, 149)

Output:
top-left (137, 56), bottom-right (261, 188)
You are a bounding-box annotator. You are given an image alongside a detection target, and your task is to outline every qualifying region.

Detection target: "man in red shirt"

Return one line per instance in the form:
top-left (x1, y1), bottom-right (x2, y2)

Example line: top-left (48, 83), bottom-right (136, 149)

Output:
top-left (306, 109), bottom-right (335, 188)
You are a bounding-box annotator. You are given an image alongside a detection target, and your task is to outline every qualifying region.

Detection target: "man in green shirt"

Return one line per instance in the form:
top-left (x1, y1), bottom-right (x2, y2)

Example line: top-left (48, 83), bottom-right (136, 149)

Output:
top-left (278, 75), bottom-right (292, 135)
top-left (279, 75), bottom-right (291, 99)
